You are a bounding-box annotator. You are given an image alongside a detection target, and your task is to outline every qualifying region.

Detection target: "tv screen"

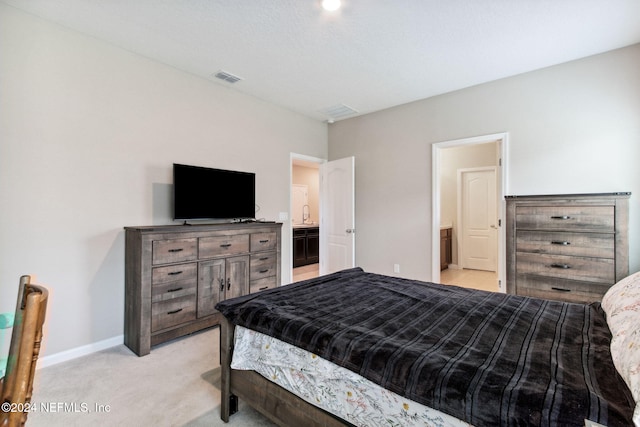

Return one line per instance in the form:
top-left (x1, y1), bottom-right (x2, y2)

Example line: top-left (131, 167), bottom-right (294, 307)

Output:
top-left (173, 163), bottom-right (255, 221)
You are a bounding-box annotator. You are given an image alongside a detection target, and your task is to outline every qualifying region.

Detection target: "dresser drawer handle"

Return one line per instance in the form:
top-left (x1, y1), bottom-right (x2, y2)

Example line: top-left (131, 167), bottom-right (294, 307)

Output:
top-left (167, 308), bottom-right (183, 315)
top-left (551, 287), bottom-right (571, 292)
top-left (259, 257), bottom-right (269, 261)
top-left (550, 215), bottom-right (571, 220)
top-left (259, 269), bottom-right (269, 274)
top-left (551, 241), bottom-right (570, 245)
top-left (259, 286), bottom-right (269, 291)
top-left (167, 271), bottom-right (183, 276)
top-left (259, 239), bottom-right (270, 243)
top-left (167, 287), bottom-right (183, 293)
top-left (550, 263), bottom-right (571, 269)
top-left (168, 248), bottom-right (184, 253)
top-left (220, 243), bottom-right (232, 248)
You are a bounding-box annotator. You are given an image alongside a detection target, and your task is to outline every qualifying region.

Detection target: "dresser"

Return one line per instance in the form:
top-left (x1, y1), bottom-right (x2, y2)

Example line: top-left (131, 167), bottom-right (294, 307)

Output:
top-left (506, 193), bottom-right (629, 303)
top-left (124, 222), bottom-right (281, 356)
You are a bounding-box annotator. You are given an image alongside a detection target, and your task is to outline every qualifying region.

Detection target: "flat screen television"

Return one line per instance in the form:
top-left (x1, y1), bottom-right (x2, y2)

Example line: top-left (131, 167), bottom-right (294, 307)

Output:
top-left (173, 163), bottom-right (256, 221)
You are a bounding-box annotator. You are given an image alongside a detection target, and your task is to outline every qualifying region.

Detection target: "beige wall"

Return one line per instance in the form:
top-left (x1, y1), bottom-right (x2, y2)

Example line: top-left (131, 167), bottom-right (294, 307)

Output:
top-left (3, 3), bottom-right (639, 362)
top-left (0, 5), bottom-right (327, 358)
top-left (329, 44), bottom-right (640, 281)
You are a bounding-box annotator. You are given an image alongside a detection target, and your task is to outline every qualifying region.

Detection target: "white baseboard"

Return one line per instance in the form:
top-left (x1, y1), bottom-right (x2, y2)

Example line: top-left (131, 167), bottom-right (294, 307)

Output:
top-left (38, 335), bottom-right (124, 369)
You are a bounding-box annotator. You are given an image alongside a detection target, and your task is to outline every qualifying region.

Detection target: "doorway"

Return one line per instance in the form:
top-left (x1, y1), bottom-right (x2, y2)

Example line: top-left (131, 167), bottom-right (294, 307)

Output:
top-left (291, 156), bottom-right (322, 282)
top-left (431, 133), bottom-right (508, 292)
top-left (290, 154), bottom-right (356, 283)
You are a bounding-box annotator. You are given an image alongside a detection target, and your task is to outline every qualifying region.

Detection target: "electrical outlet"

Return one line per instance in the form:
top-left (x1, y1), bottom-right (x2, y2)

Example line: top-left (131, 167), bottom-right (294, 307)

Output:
top-left (393, 264), bottom-right (400, 273)
top-left (278, 212), bottom-right (288, 221)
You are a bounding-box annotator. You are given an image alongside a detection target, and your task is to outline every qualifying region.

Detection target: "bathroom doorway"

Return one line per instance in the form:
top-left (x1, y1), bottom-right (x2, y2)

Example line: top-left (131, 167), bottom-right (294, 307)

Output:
top-left (291, 157), bottom-right (321, 282)
top-left (432, 133), bottom-right (508, 292)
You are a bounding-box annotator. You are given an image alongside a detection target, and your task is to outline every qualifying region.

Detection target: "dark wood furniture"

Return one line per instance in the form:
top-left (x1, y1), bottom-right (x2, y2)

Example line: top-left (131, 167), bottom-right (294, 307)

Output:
top-left (1, 275), bottom-right (48, 427)
top-left (292, 226), bottom-right (319, 268)
top-left (440, 226), bottom-right (452, 270)
top-left (124, 222), bottom-right (281, 356)
top-left (506, 193), bottom-right (629, 303)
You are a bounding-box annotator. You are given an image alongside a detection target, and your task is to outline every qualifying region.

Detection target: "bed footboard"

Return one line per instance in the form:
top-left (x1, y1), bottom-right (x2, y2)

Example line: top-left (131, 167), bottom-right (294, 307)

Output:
top-left (219, 317), bottom-right (350, 426)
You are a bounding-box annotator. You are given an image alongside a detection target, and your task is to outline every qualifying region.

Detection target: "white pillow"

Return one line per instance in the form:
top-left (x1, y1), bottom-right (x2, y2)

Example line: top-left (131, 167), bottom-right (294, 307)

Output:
top-left (601, 271), bottom-right (640, 426)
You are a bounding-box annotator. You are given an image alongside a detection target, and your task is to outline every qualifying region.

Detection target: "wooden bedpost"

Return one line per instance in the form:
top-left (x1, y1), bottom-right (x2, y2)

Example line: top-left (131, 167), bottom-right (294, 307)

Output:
top-left (220, 317), bottom-right (237, 422)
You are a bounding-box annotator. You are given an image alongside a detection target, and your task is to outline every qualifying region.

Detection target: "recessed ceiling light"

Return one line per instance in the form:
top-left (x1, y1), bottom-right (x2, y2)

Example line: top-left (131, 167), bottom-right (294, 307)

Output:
top-left (322, 0), bottom-right (341, 12)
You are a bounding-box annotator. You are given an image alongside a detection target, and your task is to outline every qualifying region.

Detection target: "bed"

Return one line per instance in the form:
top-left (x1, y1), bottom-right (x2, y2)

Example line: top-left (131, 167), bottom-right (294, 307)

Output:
top-left (216, 267), bottom-right (640, 426)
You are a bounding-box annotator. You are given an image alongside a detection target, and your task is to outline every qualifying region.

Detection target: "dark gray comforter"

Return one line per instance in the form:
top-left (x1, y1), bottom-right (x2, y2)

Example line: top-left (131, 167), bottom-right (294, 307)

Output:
top-left (216, 267), bottom-right (635, 426)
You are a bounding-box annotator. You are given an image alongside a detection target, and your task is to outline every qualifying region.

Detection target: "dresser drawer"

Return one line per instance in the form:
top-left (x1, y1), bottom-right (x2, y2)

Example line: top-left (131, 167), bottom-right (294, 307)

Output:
top-left (516, 275), bottom-right (611, 303)
top-left (515, 206), bottom-right (614, 232)
top-left (250, 252), bottom-right (277, 279)
top-left (250, 277), bottom-right (277, 293)
top-left (151, 263), bottom-right (197, 302)
top-left (516, 252), bottom-right (614, 283)
top-left (516, 231), bottom-right (614, 258)
top-left (151, 263), bottom-right (197, 285)
top-left (199, 234), bottom-right (250, 258)
top-left (151, 295), bottom-right (196, 332)
top-left (152, 238), bottom-right (197, 265)
top-left (251, 232), bottom-right (277, 252)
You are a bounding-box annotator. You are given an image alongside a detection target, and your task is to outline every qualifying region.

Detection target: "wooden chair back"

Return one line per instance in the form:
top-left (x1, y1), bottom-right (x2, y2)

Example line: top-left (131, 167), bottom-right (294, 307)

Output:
top-left (0, 275), bottom-right (49, 427)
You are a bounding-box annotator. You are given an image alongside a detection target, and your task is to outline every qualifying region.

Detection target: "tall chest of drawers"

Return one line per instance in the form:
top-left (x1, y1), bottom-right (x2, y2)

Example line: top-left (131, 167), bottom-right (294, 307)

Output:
top-left (506, 193), bottom-right (630, 303)
top-left (125, 222), bottom-right (281, 356)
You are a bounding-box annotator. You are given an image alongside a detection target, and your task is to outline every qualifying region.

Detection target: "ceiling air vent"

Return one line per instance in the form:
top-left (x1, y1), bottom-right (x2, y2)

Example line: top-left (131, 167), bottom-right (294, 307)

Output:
top-left (213, 70), bottom-right (243, 84)
top-left (321, 103), bottom-right (358, 122)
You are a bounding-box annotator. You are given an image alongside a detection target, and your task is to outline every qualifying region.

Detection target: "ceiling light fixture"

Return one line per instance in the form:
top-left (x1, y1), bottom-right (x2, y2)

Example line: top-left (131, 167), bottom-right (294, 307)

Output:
top-left (321, 0), bottom-right (341, 12)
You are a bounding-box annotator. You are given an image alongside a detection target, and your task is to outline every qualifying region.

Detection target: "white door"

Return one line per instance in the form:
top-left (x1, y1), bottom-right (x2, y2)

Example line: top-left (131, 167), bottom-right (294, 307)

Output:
top-left (459, 167), bottom-right (497, 272)
top-left (320, 157), bottom-right (355, 275)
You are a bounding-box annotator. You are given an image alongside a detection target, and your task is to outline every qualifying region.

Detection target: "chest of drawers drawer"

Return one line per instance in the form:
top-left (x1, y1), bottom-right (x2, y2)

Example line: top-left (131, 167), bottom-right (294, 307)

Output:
top-left (250, 277), bottom-right (277, 293)
top-left (250, 252), bottom-right (277, 280)
top-left (516, 231), bottom-right (614, 258)
top-left (151, 263), bottom-right (197, 303)
top-left (514, 275), bottom-right (611, 304)
top-left (151, 295), bottom-right (196, 332)
top-left (251, 232), bottom-right (277, 252)
top-left (199, 234), bottom-right (250, 258)
top-left (515, 206), bottom-right (614, 232)
top-left (152, 238), bottom-right (197, 265)
top-left (516, 252), bottom-right (615, 283)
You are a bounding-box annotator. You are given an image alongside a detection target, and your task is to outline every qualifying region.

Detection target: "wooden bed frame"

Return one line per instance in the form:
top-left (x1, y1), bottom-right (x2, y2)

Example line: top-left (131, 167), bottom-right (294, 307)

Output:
top-left (219, 317), bottom-right (353, 426)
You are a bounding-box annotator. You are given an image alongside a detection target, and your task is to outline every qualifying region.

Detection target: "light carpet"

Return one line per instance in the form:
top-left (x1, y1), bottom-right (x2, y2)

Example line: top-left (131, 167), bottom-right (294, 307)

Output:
top-left (27, 327), bottom-right (277, 426)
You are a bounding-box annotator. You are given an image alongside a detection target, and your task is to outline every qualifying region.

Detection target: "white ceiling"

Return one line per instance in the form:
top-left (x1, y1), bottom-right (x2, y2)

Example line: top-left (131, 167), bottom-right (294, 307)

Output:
top-left (4, 0), bottom-right (640, 122)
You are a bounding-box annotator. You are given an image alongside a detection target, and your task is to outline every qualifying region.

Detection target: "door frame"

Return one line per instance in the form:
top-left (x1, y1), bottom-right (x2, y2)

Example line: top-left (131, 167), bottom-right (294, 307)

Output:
top-left (431, 132), bottom-right (509, 291)
top-left (290, 153), bottom-right (325, 283)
